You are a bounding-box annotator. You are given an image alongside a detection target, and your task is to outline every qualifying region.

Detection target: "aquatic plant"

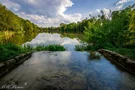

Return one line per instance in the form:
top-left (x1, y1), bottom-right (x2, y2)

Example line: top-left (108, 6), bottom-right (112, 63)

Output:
top-left (24, 44), bottom-right (66, 51)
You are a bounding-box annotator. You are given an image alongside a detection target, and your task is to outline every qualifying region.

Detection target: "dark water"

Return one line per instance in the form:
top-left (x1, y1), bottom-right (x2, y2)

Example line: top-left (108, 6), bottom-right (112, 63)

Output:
top-left (0, 32), bottom-right (135, 90)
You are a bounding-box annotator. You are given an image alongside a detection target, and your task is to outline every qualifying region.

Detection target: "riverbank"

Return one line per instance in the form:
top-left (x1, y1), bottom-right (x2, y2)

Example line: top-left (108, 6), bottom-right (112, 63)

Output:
top-left (0, 52), bottom-right (32, 77)
top-left (0, 43), bottom-right (66, 62)
top-left (106, 48), bottom-right (135, 60)
top-left (98, 49), bottom-right (135, 75)
top-left (75, 45), bottom-right (135, 60)
top-left (0, 43), bottom-right (27, 62)
top-left (0, 43), bottom-right (66, 77)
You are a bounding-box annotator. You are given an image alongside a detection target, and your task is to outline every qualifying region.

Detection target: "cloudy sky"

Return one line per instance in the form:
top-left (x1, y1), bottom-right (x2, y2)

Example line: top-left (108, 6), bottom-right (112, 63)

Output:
top-left (0, 0), bottom-right (135, 27)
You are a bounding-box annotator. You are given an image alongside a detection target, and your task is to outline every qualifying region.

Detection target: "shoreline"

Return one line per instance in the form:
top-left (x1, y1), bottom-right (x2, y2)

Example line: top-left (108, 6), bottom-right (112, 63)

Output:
top-left (0, 52), bottom-right (32, 77)
top-left (98, 49), bottom-right (135, 75)
top-left (1, 49), bottom-right (135, 77)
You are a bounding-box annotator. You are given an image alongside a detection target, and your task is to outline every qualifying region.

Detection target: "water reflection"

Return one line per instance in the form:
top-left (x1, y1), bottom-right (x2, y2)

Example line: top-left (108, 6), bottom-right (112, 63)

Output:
top-left (1, 32), bottom-right (135, 90)
top-left (61, 32), bottom-right (85, 41)
top-left (0, 32), bottom-right (38, 45)
top-left (23, 33), bottom-right (80, 51)
top-left (88, 51), bottom-right (101, 60)
top-left (1, 51), bottom-right (135, 90)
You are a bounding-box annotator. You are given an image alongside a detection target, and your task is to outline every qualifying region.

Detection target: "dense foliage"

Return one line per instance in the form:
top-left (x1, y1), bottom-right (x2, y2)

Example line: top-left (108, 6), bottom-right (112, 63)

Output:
top-left (0, 4), bottom-right (39, 32)
top-left (60, 5), bottom-right (135, 49)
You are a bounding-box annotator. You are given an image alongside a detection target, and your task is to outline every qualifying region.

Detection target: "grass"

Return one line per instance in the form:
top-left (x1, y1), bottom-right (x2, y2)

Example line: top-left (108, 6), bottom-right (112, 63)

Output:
top-left (0, 43), bottom-right (26, 62)
top-left (75, 44), bottom-right (102, 51)
top-left (106, 48), bottom-right (135, 60)
top-left (75, 45), bottom-right (88, 51)
top-left (0, 43), bottom-right (66, 62)
top-left (75, 44), bottom-right (135, 60)
top-left (24, 44), bottom-right (66, 51)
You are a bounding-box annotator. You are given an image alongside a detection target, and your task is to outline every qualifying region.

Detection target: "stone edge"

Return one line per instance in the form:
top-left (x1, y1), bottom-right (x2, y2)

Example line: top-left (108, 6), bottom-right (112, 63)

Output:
top-left (0, 52), bottom-right (32, 77)
top-left (98, 49), bottom-right (135, 75)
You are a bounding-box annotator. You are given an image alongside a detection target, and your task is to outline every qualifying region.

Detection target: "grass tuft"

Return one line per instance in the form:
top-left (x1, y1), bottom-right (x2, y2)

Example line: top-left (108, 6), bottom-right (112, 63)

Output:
top-left (24, 44), bottom-right (66, 51)
top-left (0, 43), bottom-right (66, 62)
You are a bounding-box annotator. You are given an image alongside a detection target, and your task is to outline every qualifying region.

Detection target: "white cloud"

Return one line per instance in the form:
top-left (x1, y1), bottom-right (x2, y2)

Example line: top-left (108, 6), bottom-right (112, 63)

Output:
top-left (116, 0), bottom-right (135, 9)
top-left (96, 8), bottom-right (110, 15)
top-left (96, 9), bottom-right (100, 13)
top-left (0, 0), bottom-right (20, 11)
top-left (102, 8), bottom-right (111, 15)
top-left (102, 8), bottom-right (111, 19)
top-left (95, 8), bottom-right (111, 19)
top-left (0, 0), bottom-right (82, 27)
top-left (116, 0), bottom-right (131, 5)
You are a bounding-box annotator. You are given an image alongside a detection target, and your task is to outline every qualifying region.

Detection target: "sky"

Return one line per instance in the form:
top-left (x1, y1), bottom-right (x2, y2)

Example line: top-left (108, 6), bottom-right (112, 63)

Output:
top-left (0, 0), bottom-right (135, 27)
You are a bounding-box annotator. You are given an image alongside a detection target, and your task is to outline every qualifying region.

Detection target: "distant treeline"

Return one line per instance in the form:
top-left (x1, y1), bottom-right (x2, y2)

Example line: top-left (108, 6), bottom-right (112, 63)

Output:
top-left (0, 4), bottom-right (39, 32)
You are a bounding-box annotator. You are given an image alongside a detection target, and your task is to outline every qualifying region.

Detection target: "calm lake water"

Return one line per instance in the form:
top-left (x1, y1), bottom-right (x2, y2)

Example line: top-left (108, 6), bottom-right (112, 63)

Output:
top-left (0, 32), bottom-right (135, 90)
top-left (22, 33), bottom-right (80, 51)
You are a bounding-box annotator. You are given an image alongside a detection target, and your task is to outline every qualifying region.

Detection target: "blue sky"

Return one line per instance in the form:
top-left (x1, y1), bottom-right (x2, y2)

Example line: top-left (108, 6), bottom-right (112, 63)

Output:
top-left (0, 0), bottom-right (135, 27)
top-left (66, 0), bottom-right (117, 13)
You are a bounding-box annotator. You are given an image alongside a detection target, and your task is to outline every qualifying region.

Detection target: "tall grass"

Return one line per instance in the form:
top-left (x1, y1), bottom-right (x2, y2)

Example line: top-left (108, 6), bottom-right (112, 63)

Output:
top-left (24, 44), bottom-right (66, 51)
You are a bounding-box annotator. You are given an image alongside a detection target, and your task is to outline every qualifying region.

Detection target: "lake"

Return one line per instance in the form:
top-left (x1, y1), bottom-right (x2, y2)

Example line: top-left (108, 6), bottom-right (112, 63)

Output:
top-left (22, 33), bottom-right (80, 51)
top-left (0, 32), bottom-right (135, 90)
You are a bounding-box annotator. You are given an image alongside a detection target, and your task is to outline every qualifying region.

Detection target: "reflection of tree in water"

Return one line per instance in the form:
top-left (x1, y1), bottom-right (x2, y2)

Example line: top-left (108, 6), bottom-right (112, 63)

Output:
top-left (60, 32), bottom-right (84, 41)
top-left (0, 31), bottom-right (38, 45)
top-left (89, 51), bottom-right (101, 60)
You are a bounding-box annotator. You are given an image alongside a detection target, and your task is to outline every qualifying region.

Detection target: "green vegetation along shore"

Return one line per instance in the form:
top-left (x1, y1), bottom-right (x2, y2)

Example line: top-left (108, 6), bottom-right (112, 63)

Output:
top-left (24, 44), bottom-right (66, 52)
top-left (61, 5), bottom-right (135, 60)
top-left (75, 45), bottom-right (135, 60)
top-left (0, 3), bottom-right (135, 61)
top-left (60, 5), bottom-right (135, 48)
top-left (0, 43), bottom-right (26, 62)
top-left (0, 43), bottom-right (66, 62)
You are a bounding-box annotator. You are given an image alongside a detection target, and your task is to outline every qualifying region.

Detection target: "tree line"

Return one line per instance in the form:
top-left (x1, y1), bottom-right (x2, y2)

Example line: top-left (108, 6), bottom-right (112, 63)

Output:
top-left (59, 5), bottom-right (135, 49)
top-left (0, 4), bottom-right (39, 33)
